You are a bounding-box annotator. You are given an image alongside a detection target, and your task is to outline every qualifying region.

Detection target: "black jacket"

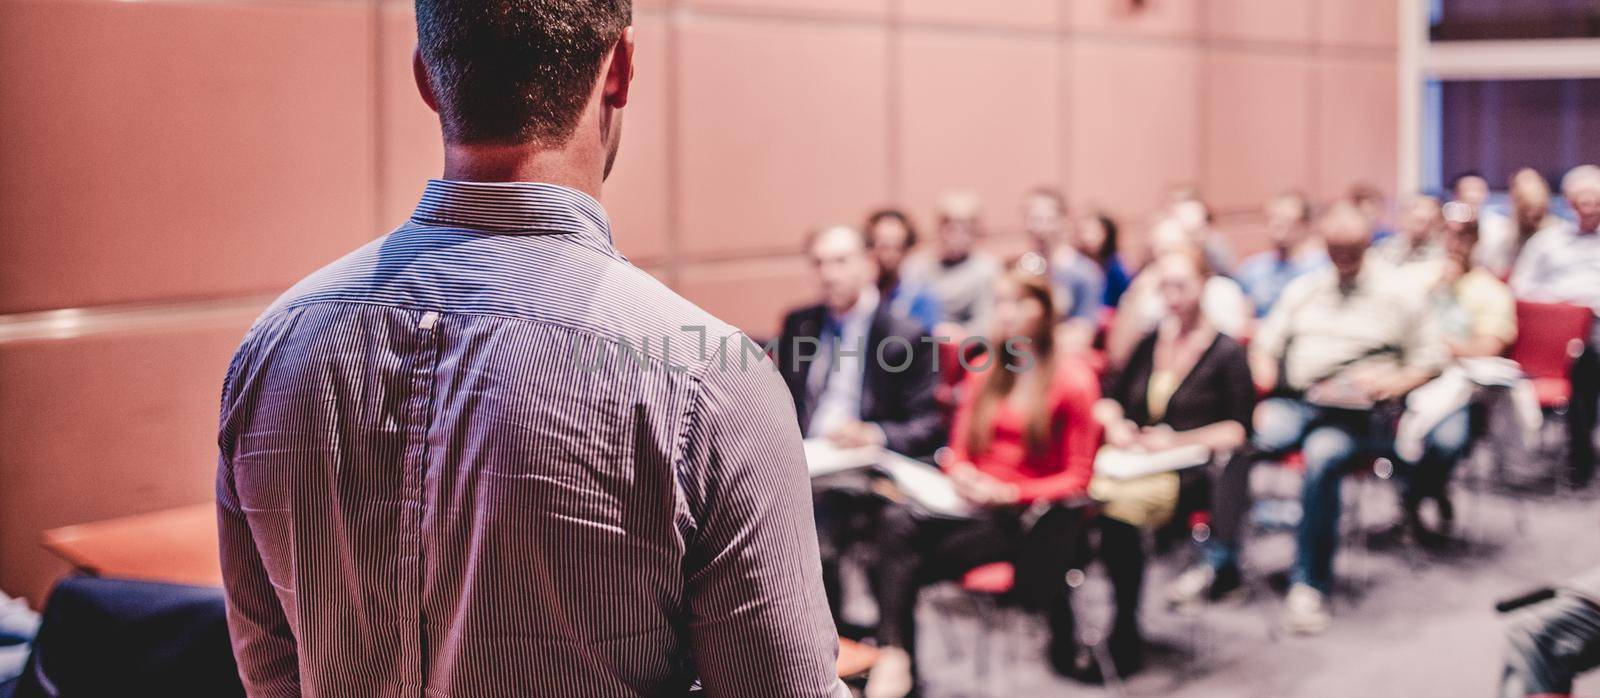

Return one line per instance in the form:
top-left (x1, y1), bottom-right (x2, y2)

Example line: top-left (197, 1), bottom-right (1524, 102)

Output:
top-left (773, 302), bottom-right (944, 459)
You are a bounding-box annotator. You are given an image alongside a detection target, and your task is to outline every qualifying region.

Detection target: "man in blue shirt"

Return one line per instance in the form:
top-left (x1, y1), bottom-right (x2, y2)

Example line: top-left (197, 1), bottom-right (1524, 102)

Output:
top-left (1236, 190), bottom-right (1328, 317)
top-left (1023, 187), bottom-right (1104, 350)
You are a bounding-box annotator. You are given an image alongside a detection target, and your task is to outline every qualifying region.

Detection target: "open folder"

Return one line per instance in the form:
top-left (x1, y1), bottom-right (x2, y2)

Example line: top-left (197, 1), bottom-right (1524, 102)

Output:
top-left (803, 440), bottom-right (976, 519)
top-left (1092, 444), bottom-right (1212, 480)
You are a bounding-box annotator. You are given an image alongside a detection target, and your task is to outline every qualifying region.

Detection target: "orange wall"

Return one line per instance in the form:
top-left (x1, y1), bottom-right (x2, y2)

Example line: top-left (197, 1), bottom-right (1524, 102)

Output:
top-left (0, 0), bottom-right (1398, 604)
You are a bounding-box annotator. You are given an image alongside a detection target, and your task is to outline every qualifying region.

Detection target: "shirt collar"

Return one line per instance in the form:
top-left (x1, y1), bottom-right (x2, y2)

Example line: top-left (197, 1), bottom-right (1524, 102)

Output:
top-left (828, 286), bottom-right (880, 334)
top-left (409, 179), bottom-right (614, 245)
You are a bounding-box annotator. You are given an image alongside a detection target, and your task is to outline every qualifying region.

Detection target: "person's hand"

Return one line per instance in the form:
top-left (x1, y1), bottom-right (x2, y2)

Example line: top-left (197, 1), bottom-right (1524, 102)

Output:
top-left (1350, 369), bottom-right (1412, 402)
top-left (826, 420), bottom-right (886, 449)
top-left (1136, 424), bottom-right (1177, 451)
top-left (1104, 419), bottom-right (1141, 449)
top-left (949, 465), bottom-right (1020, 507)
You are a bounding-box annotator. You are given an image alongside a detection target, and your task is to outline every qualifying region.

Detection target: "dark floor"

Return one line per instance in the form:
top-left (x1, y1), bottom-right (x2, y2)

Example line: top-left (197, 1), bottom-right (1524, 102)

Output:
top-left (901, 455), bottom-right (1600, 697)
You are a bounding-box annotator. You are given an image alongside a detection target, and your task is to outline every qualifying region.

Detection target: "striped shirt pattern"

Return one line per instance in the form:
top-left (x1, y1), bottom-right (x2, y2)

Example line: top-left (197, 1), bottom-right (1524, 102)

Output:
top-left (216, 180), bottom-right (847, 697)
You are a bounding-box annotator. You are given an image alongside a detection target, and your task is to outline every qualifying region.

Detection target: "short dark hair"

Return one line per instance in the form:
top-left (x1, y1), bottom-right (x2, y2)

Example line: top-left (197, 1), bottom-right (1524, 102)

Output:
top-left (416, 0), bottom-right (632, 145)
top-left (864, 208), bottom-right (918, 249)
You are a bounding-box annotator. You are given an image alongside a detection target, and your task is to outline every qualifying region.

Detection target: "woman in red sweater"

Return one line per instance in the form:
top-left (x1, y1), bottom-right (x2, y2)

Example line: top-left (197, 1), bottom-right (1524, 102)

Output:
top-left (863, 256), bottom-right (1102, 697)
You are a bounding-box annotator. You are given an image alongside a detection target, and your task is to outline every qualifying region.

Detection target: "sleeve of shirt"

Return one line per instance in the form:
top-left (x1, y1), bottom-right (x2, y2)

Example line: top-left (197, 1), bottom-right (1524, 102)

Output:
top-left (1069, 267), bottom-right (1106, 322)
top-left (1252, 275), bottom-right (1305, 362)
top-left (1401, 293), bottom-right (1450, 376)
top-left (1508, 234), bottom-right (1548, 297)
top-left (945, 371), bottom-right (982, 468)
top-left (1472, 276), bottom-right (1519, 347)
top-left (874, 333), bottom-right (945, 459)
top-left (1220, 340), bottom-right (1258, 435)
top-left (1013, 364), bottom-right (1101, 504)
top-left (677, 350), bottom-right (849, 698)
top-left (215, 344), bottom-right (303, 698)
top-left (909, 290), bottom-right (943, 333)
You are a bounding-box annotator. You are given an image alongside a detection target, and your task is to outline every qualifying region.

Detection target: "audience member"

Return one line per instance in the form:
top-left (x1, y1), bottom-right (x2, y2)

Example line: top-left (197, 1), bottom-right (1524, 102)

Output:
top-left (1168, 203), bottom-right (1452, 635)
top-left (1350, 181), bottom-right (1396, 243)
top-left (1501, 565), bottom-right (1600, 698)
top-left (1386, 208), bottom-right (1519, 543)
top-left (1454, 172), bottom-right (1492, 213)
top-left (862, 256), bottom-right (1101, 696)
top-left (1369, 193), bottom-right (1445, 279)
top-left (1166, 187), bottom-right (1236, 278)
top-left (1077, 210), bottom-right (1132, 307)
top-left (1236, 190), bottom-right (1329, 317)
top-left (1510, 164), bottom-right (1600, 487)
top-left (776, 224), bottom-right (944, 457)
top-left (775, 225), bottom-right (943, 643)
top-left (1023, 187), bottom-right (1104, 350)
top-left (901, 192), bottom-right (1002, 340)
top-left (1089, 249), bottom-right (1254, 676)
top-left (1106, 219), bottom-right (1253, 367)
top-left (1434, 211), bottom-right (1518, 361)
top-left (1477, 168), bottom-right (1561, 279)
top-left (865, 208), bottom-right (943, 332)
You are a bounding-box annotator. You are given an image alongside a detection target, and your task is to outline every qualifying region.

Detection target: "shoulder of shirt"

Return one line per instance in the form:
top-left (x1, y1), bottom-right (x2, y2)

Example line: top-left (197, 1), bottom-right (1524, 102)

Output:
top-left (1525, 220), bottom-right (1576, 249)
top-left (250, 226), bottom-right (745, 372)
top-left (1282, 266), bottom-right (1336, 295)
top-left (1049, 354), bottom-right (1100, 397)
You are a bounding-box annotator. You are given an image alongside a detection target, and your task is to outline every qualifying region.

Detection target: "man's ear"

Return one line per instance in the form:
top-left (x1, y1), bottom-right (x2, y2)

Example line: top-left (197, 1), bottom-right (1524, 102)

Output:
top-left (413, 46), bottom-right (440, 114)
top-left (602, 27), bottom-right (635, 110)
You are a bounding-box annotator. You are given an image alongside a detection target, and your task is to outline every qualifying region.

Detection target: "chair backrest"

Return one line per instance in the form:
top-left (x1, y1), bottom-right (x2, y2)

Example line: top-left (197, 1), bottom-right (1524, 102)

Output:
top-left (1507, 301), bottom-right (1595, 381)
top-left (12, 576), bottom-right (243, 698)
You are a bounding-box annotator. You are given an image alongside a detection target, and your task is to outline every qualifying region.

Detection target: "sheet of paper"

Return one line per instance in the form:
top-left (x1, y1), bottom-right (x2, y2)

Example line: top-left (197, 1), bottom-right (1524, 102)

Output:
top-left (876, 452), bottom-right (976, 519)
top-left (803, 439), bottom-right (882, 477)
top-left (1092, 444), bottom-right (1212, 481)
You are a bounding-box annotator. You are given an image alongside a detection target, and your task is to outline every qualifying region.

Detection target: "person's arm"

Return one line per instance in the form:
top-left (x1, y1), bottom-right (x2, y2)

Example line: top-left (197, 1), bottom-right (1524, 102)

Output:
top-left (1453, 278), bottom-right (1518, 358)
top-left (943, 371), bottom-right (979, 469)
top-left (1506, 234), bottom-right (1546, 297)
top-left (1248, 275), bottom-right (1303, 393)
top-left (1105, 274), bottom-right (1154, 369)
top-left (874, 332), bottom-right (945, 458)
top-left (1095, 335), bottom-right (1149, 447)
top-left (1013, 367), bottom-right (1100, 503)
top-left (215, 350), bottom-right (302, 697)
top-left (1361, 296), bottom-right (1449, 401)
top-left (678, 352), bottom-right (849, 698)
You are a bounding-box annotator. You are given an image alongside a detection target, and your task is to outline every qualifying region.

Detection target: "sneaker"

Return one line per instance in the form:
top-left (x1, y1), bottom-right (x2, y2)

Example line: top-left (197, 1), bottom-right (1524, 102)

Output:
top-left (863, 645), bottom-right (913, 698)
top-left (1166, 564), bottom-right (1243, 609)
top-left (1281, 583), bottom-right (1332, 635)
top-left (1167, 565), bottom-right (1213, 607)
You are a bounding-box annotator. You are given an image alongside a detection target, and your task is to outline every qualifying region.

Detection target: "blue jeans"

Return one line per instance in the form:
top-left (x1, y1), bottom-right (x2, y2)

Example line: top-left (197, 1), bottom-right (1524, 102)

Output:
top-left (1204, 398), bottom-right (1471, 594)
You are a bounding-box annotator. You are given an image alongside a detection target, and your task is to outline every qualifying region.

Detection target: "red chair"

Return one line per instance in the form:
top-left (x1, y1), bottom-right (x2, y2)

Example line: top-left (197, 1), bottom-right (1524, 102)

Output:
top-left (960, 561), bottom-right (1016, 596)
top-left (1506, 300), bottom-right (1595, 409)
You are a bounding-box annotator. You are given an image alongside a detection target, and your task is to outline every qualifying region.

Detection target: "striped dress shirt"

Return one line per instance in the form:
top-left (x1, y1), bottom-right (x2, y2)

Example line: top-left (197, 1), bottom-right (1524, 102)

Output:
top-left (216, 180), bottom-right (847, 697)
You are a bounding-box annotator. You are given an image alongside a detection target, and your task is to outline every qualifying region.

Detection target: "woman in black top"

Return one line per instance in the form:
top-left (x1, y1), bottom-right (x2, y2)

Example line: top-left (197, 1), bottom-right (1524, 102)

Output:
top-left (1088, 247), bottom-right (1255, 676)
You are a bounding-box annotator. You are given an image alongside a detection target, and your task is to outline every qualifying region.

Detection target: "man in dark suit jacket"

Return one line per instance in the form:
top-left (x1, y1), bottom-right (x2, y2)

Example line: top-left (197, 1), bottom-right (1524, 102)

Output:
top-left (774, 225), bottom-right (943, 460)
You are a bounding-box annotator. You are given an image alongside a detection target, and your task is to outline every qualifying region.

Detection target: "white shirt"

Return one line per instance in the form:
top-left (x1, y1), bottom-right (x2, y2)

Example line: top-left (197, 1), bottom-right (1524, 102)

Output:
top-left (807, 287), bottom-right (879, 439)
top-left (1510, 221), bottom-right (1600, 344)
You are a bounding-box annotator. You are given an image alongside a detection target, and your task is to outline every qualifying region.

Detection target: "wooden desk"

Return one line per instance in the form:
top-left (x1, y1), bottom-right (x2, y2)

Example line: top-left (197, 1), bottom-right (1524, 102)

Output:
top-left (41, 503), bottom-right (221, 587)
